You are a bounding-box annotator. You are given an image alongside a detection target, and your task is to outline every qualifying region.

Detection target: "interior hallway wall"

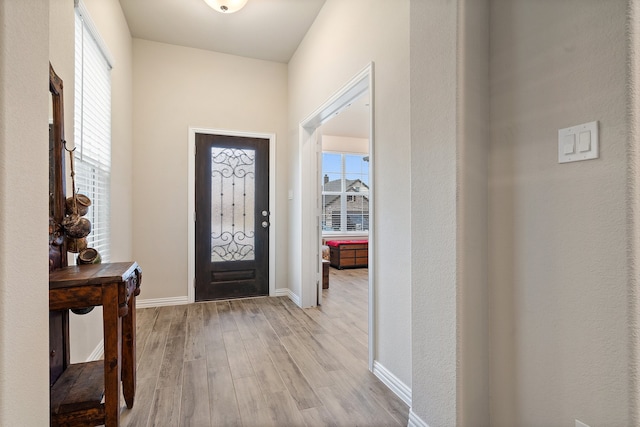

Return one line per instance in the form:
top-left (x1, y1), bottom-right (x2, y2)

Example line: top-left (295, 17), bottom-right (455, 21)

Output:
top-left (489, 0), bottom-right (631, 425)
top-left (0, 1), bottom-right (50, 424)
top-left (288, 0), bottom-right (412, 388)
top-left (410, 0), bottom-right (490, 425)
top-left (132, 39), bottom-right (289, 301)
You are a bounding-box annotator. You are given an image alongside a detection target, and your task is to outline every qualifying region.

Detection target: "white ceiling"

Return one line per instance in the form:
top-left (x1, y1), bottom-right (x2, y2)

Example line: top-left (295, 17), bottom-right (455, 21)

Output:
top-left (320, 91), bottom-right (370, 139)
top-left (119, 0), bottom-right (369, 139)
top-left (119, 0), bottom-right (326, 63)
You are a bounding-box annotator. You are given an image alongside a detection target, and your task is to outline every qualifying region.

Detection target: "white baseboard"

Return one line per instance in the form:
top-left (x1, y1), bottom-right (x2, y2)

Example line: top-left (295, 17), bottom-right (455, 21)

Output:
top-left (372, 360), bottom-right (412, 406)
top-left (274, 288), bottom-right (301, 306)
top-left (86, 339), bottom-right (104, 362)
top-left (407, 409), bottom-right (429, 427)
top-left (136, 296), bottom-right (189, 309)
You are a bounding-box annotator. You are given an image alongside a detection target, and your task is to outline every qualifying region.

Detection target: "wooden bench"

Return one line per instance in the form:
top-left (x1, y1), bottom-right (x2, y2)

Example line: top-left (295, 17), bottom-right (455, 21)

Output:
top-left (326, 240), bottom-right (368, 269)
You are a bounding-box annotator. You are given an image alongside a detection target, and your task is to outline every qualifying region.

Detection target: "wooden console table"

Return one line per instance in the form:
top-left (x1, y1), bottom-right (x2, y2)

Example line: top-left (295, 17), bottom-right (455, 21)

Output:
top-left (49, 262), bottom-right (142, 427)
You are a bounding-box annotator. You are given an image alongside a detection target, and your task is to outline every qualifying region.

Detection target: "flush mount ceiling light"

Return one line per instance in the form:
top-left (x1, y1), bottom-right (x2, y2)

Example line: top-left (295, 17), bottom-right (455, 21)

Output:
top-left (203, 0), bottom-right (248, 14)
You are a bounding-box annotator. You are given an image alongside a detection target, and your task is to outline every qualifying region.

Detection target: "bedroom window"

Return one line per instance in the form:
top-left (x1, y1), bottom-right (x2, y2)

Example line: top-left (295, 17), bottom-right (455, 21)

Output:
top-left (321, 152), bottom-right (369, 233)
top-left (74, 4), bottom-right (112, 261)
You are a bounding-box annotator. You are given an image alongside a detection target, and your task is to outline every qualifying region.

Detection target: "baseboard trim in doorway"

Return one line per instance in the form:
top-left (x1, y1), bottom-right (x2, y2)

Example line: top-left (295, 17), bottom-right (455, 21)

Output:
top-left (373, 360), bottom-right (412, 406)
top-left (136, 296), bottom-right (189, 309)
top-left (407, 409), bottom-right (430, 427)
top-left (274, 288), bottom-right (301, 306)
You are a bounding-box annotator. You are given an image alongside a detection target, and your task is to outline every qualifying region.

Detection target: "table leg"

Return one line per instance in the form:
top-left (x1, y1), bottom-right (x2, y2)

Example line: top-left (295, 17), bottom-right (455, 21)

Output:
top-left (103, 282), bottom-right (122, 427)
top-left (122, 293), bottom-right (136, 408)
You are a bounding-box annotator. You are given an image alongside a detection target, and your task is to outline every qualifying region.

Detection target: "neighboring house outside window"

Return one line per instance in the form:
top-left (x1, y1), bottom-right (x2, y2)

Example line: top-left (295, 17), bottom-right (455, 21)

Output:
top-left (74, 5), bottom-right (112, 261)
top-left (321, 152), bottom-right (369, 233)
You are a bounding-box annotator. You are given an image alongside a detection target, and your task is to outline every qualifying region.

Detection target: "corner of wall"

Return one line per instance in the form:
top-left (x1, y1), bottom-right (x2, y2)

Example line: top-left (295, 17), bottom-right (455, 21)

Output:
top-left (626, 0), bottom-right (640, 423)
top-left (0, 2), bottom-right (50, 425)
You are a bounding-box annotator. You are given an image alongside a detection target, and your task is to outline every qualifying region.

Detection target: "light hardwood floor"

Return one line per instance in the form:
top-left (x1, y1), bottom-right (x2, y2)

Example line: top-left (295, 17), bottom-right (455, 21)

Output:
top-left (120, 268), bottom-right (409, 427)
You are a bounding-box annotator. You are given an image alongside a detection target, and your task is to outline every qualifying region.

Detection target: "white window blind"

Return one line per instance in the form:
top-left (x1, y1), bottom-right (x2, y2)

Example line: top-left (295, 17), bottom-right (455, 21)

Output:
top-left (74, 8), bottom-right (112, 262)
top-left (321, 153), bottom-right (370, 233)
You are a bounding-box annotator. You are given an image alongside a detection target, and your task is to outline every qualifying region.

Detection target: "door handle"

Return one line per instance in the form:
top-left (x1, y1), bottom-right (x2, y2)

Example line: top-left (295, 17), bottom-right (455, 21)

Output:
top-left (262, 221), bottom-right (269, 229)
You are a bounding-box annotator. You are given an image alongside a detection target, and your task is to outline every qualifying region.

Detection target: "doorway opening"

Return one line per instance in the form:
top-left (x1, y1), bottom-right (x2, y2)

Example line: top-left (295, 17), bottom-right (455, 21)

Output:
top-left (298, 63), bottom-right (375, 370)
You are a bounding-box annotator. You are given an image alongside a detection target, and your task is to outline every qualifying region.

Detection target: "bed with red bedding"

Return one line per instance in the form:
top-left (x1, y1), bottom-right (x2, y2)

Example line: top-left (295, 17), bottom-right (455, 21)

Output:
top-left (325, 240), bottom-right (368, 269)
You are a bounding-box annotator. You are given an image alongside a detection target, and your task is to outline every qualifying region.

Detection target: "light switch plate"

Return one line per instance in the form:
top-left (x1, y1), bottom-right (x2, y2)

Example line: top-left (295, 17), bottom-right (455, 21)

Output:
top-left (558, 121), bottom-right (598, 163)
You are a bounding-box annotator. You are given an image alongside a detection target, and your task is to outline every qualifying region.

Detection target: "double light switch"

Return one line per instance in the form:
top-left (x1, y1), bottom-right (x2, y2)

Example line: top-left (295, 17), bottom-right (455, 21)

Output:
top-left (558, 121), bottom-right (599, 163)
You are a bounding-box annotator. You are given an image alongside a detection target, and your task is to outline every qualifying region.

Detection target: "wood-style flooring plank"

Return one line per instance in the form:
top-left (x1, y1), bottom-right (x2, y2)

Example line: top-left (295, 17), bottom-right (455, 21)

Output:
top-left (184, 303), bottom-right (205, 361)
top-left (201, 302), bottom-right (225, 350)
top-left (346, 369), bottom-right (411, 426)
top-left (223, 330), bottom-right (254, 379)
top-left (279, 297), bottom-right (329, 335)
top-left (250, 311), bottom-right (283, 346)
top-left (240, 297), bottom-right (262, 315)
top-left (215, 301), bottom-right (238, 333)
top-left (147, 386), bottom-right (181, 427)
top-left (134, 308), bottom-right (157, 357)
top-left (329, 331), bottom-right (368, 362)
top-left (206, 347), bottom-right (242, 427)
top-left (136, 330), bottom-right (168, 381)
top-left (300, 405), bottom-right (341, 427)
top-left (151, 305), bottom-right (176, 333)
top-left (156, 329), bottom-right (185, 390)
top-left (120, 376), bottom-right (156, 427)
top-left (279, 334), bottom-right (334, 389)
top-left (302, 307), bottom-right (353, 338)
top-left (264, 390), bottom-right (308, 427)
top-left (234, 375), bottom-right (276, 427)
top-left (256, 298), bottom-right (294, 339)
top-left (292, 326), bottom-right (345, 372)
top-left (229, 299), bottom-right (259, 340)
top-left (265, 342), bottom-right (322, 411)
top-left (179, 359), bottom-right (211, 427)
top-left (244, 335), bottom-right (287, 394)
top-left (314, 385), bottom-right (364, 427)
top-left (167, 305), bottom-right (187, 338)
top-left (326, 370), bottom-right (403, 426)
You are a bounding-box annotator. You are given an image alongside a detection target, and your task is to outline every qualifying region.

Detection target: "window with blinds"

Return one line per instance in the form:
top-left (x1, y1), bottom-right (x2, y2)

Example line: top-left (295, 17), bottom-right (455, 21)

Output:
top-left (321, 152), bottom-right (370, 233)
top-left (74, 7), bottom-right (112, 262)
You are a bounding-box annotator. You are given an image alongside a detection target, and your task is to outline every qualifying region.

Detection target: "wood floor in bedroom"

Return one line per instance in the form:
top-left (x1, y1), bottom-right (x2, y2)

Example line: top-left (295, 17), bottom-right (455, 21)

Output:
top-left (119, 267), bottom-right (409, 427)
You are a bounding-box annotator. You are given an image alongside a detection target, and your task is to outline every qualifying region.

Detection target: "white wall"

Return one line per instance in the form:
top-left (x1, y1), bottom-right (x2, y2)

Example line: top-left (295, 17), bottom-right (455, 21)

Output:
top-left (489, 0), bottom-right (631, 425)
top-left (457, 0), bottom-right (490, 424)
top-left (630, 3), bottom-right (640, 423)
top-left (410, 0), bottom-right (490, 425)
top-left (410, 2), bottom-right (460, 425)
top-left (49, 0), bottom-right (75, 141)
top-left (132, 39), bottom-right (289, 300)
top-left (0, 1), bottom-right (50, 424)
top-left (288, 0), bottom-right (411, 387)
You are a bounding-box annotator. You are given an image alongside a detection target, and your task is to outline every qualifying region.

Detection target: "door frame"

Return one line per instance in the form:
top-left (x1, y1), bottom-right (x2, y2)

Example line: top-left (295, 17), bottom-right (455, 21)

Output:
top-left (188, 128), bottom-right (276, 303)
top-left (298, 62), bottom-right (375, 370)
